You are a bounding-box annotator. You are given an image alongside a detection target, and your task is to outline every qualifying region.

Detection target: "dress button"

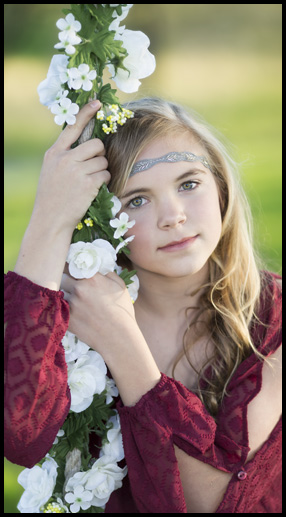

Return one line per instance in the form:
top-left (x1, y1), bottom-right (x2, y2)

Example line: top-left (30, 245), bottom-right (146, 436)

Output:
top-left (237, 470), bottom-right (247, 480)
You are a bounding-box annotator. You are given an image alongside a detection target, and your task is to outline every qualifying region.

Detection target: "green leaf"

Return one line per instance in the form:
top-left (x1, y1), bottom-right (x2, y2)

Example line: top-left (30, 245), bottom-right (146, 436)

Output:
top-left (69, 4), bottom-right (98, 40)
top-left (97, 83), bottom-right (120, 106)
top-left (74, 89), bottom-right (94, 108)
top-left (119, 268), bottom-right (137, 286)
top-left (91, 28), bottom-right (127, 63)
top-left (72, 223), bottom-right (94, 244)
top-left (87, 184), bottom-right (115, 230)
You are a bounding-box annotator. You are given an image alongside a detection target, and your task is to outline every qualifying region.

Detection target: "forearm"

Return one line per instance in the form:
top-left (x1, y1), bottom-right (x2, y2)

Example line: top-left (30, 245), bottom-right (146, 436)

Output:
top-left (104, 325), bottom-right (161, 407)
top-left (14, 218), bottom-right (72, 291)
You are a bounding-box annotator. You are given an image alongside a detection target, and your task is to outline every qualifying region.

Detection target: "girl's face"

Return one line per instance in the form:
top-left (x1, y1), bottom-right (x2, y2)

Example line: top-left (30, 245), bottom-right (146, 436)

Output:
top-left (119, 133), bottom-right (222, 280)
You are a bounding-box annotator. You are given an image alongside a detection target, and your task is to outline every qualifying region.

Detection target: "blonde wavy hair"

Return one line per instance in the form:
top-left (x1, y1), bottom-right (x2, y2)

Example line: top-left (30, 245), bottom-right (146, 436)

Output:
top-left (104, 97), bottom-right (265, 417)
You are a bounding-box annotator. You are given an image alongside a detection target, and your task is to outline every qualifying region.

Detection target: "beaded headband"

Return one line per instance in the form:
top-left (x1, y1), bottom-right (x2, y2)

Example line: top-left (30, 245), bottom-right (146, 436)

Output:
top-left (129, 151), bottom-right (212, 177)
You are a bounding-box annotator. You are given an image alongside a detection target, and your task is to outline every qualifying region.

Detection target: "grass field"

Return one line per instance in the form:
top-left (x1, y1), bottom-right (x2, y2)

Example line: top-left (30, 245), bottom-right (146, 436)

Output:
top-left (4, 47), bottom-right (281, 512)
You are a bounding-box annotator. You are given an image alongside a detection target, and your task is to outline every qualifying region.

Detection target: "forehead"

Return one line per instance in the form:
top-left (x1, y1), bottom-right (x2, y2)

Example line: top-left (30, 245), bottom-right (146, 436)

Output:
top-left (136, 132), bottom-right (205, 162)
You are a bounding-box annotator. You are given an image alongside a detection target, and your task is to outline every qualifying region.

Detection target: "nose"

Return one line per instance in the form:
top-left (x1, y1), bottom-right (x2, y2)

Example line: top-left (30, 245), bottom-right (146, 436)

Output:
top-left (157, 195), bottom-right (187, 230)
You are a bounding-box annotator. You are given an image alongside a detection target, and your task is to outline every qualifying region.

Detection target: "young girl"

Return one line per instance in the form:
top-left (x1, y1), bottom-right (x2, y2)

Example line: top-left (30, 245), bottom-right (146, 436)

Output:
top-left (4, 97), bottom-right (282, 513)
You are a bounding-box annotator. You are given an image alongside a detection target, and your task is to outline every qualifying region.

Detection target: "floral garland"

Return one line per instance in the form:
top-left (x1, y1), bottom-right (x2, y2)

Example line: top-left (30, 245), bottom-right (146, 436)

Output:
top-left (17, 4), bottom-right (155, 513)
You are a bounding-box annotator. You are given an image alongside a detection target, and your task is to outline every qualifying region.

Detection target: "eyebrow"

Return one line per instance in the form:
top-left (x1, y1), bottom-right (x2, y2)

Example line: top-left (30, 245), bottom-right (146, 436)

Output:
top-left (121, 169), bottom-right (206, 199)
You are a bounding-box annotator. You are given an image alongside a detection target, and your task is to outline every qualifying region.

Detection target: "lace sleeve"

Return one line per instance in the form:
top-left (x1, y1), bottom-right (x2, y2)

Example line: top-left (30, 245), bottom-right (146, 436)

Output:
top-left (4, 271), bottom-right (71, 468)
top-left (117, 374), bottom-right (217, 513)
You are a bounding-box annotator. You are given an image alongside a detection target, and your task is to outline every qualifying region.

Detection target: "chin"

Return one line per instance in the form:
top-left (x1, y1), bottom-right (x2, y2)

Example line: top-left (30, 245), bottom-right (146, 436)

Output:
top-left (145, 260), bottom-right (208, 279)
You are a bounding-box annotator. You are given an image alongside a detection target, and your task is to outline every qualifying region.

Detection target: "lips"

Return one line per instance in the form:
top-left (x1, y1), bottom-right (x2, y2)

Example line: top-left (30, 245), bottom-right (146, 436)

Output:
top-left (158, 235), bottom-right (198, 251)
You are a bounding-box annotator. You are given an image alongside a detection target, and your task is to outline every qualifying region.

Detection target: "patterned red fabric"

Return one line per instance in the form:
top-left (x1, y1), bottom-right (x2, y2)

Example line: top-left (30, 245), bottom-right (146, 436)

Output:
top-left (4, 270), bottom-right (281, 513)
top-left (4, 272), bottom-right (71, 468)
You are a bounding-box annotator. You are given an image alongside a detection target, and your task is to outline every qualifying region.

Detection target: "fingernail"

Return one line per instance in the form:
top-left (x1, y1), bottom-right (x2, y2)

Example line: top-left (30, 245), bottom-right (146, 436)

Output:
top-left (90, 100), bottom-right (100, 109)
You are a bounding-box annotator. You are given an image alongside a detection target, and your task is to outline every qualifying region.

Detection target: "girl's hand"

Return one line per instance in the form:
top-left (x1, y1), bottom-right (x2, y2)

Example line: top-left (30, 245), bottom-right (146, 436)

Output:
top-left (32, 100), bottom-right (110, 234)
top-left (61, 271), bottom-right (162, 406)
top-left (61, 271), bottom-right (137, 358)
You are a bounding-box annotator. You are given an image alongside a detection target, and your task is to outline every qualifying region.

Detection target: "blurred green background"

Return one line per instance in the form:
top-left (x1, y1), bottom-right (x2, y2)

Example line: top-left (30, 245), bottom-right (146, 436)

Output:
top-left (4, 4), bottom-right (282, 513)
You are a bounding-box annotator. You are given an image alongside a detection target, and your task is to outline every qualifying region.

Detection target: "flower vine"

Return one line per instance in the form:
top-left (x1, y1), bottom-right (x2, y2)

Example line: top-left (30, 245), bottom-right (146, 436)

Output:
top-left (17, 4), bottom-right (155, 513)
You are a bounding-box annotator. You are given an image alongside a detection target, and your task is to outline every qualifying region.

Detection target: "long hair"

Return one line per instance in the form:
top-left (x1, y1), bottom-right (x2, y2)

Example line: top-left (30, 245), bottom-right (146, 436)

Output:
top-left (104, 97), bottom-right (265, 417)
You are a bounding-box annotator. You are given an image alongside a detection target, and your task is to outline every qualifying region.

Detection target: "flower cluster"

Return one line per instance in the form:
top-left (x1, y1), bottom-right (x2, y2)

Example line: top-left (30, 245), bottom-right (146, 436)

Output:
top-left (17, 189), bottom-right (139, 512)
top-left (18, 443), bottom-right (127, 513)
top-left (18, 4), bottom-right (156, 514)
top-left (17, 456), bottom-right (66, 514)
top-left (38, 4), bottom-right (155, 127)
top-left (17, 195), bottom-right (138, 514)
top-left (97, 104), bottom-right (134, 134)
top-left (65, 455), bottom-right (127, 512)
top-left (54, 13), bottom-right (82, 55)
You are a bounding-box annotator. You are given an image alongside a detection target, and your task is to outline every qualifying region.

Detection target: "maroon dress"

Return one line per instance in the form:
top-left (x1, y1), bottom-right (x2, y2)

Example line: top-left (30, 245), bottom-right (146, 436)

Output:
top-left (4, 270), bottom-right (282, 513)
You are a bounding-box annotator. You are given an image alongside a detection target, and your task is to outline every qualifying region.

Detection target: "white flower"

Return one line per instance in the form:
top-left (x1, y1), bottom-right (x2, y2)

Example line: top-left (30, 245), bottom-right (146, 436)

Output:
top-left (105, 377), bottom-right (119, 404)
top-left (127, 274), bottom-right (140, 302)
top-left (53, 429), bottom-right (65, 445)
top-left (53, 88), bottom-right (70, 106)
top-left (111, 195), bottom-right (122, 216)
top-left (85, 455), bottom-right (127, 508)
top-left (108, 29), bottom-right (156, 93)
top-left (54, 14), bottom-right (82, 55)
top-left (69, 64), bottom-right (97, 91)
top-left (108, 4), bottom-right (133, 33)
top-left (37, 54), bottom-right (69, 107)
top-left (67, 351), bottom-right (107, 413)
top-left (67, 239), bottom-right (117, 279)
top-left (65, 455), bottom-right (127, 509)
top-left (51, 97), bottom-right (79, 125)
top-left (65, 484), bottom-right (93, 513)
top-left (114, 235), bottom-right (135, 254)
top-left (56, 13), bottom-right (82, 39)
top-left (62, 330), bottom-right (90, 362)
top-left (100, 413), bottom-right (125, 462)
top-left (54, 31), bottom-right (82, 55)
top-left (110, 212), bottom-right (135, 239)
top-left (17, 456), bottom-right (58, 513)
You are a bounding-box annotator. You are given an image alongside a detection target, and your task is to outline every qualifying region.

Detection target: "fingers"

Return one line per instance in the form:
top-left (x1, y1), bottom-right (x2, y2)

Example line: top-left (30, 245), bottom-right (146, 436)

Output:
top-left (72, 138), bottom-right (106, 161)
top-left (106, 271), bottom-right (127, 289)
top-left (55, 101), bottom-right (102, 150)
top-left (88, 169), bottom-right (111, 196)
top-left (81, 156), bottom-right (109, 176)
top-left (61, 271), bottom-right (125, 293)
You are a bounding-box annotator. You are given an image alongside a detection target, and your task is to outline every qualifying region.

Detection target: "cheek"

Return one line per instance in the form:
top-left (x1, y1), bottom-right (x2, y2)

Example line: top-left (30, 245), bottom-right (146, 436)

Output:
top-left (125, 218), bottom-right (152, 259)
top-left (195, 193), bottom-right (222, 241)
top-left (196, 195), bottom-right (221, 223)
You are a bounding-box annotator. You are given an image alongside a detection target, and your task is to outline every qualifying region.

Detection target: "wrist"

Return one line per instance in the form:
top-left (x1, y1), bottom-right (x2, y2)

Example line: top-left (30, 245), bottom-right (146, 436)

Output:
top-left (103, 324), bottom-right (161, 407)
top-left (30, 204), bottom-right (76, 237)
top-left (15, 219), bottom-right (72, 291)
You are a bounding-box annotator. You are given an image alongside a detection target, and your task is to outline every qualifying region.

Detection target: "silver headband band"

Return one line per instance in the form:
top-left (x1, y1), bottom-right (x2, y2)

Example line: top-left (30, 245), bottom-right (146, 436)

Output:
top-left (129, 151), bottom-right (212, 177)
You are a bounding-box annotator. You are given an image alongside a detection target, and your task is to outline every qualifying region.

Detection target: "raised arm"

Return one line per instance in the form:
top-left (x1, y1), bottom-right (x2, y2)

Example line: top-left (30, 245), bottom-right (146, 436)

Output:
top-left (14, 100), bottom-right (110, 291)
